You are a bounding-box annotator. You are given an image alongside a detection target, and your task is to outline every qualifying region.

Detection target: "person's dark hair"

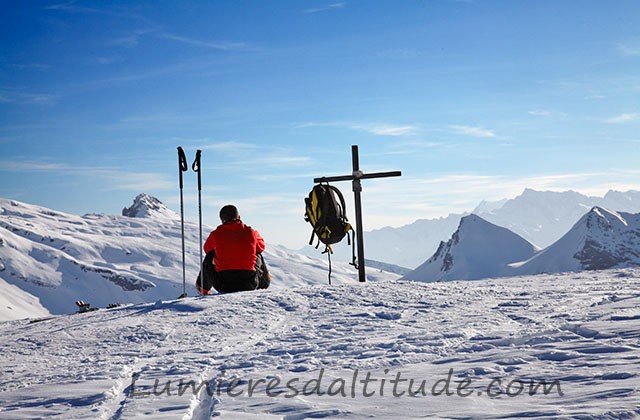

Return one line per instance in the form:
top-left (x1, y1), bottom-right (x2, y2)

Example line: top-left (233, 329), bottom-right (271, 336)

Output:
top-left (219, 205), bottom-right (239, 223)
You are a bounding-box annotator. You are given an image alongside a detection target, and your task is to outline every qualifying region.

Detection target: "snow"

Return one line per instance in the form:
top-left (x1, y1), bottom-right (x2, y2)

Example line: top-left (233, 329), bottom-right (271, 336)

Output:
top-left (0, 270), bottom-right (638, 418)
top-left (1, 197), bottom-right (393, 320)
top-left (0, 277), bottom-right (49, 321)
top-left (1, 195), bottom-right (640, 418)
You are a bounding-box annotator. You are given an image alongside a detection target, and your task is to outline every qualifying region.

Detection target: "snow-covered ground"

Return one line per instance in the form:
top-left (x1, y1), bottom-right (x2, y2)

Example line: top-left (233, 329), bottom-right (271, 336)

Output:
top-left (1, 269), bottom-right (638, 419)
top-left (0, 195), bottom-right (394, 321)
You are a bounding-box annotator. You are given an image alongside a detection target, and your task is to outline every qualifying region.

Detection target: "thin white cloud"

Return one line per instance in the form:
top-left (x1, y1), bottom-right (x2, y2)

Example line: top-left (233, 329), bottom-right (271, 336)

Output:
top-left (199, 141), bottom-right (258, 152)
top-left (295, 121), bottom-right (417, 137)
top-left (528, 109), bottom-right (567, 118)
top-left (528, 110), bottom-right (551, 116)
top-left (449, 125), bottom-right (496, 138)
top-left (303, 3), bottom-right (345, 14)
top-left (352, 124), bottom-right (417, 137)
top-left (89, 56), bottom-right (122, 65)
top-left (605, 113), bottom-right (640, 124)
top-left (205, 148), bottom-right (312, 169)
top-left (109, 29), bottom-right (156, 48)
top-left (45, 1), bottom-right (154, 24)
top-left (616, 42), bottom-right (640, 57)
top-left (0, 90), bottom-right (59, 105)
top-left (102, 171), bottom-right (174, 191)
top-left (295, 121), bottom-right (418, 137)
top-left (238, 154), bottom-right (312, 167)
top-left (160, 33), bottom-right (249, 51)
top-left (45, 1), bottom-right (98, 13)
top-left (0, 161), bottom-right (69, 172)
top-left (0, 160), bottom-right (173, 191)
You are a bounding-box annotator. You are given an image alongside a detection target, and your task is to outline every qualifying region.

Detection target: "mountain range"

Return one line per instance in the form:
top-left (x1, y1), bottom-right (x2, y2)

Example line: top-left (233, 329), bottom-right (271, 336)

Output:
top-left (320, 189), bottom-right (640, 269)
top-left (403, 206), bottom-right (640, 282)
top-left (4, 190), bottom-right (640, 320)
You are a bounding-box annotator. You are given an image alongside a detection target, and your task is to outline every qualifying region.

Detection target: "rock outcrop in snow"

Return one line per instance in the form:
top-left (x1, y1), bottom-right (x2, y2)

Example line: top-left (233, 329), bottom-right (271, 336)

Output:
top-left (402, 214), bottom-right (537, 282)
top-left (513, 207), bottom-right (640, 275)
top-left (122, 193), bottom-right (178, 220)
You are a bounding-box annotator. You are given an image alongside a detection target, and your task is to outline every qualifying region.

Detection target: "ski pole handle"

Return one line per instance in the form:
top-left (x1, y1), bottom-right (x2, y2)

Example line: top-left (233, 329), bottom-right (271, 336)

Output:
top-left (192, 149), bottom-right (201, 172)
top-left (192, 149), bottom-right (202, 190)
top-left (177, 147), bottom-right (188, 188)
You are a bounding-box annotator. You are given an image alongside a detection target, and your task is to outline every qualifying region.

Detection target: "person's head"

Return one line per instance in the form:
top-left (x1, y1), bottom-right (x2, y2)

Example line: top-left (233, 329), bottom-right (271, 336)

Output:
top-left (219, 204), bottom-right (240, 223)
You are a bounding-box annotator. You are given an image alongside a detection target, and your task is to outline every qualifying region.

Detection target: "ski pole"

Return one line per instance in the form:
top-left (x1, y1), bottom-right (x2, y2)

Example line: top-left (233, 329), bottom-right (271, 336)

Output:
top-left (177, 147), bottom-right (188, 297)
top-left (192, 149), bottom-right (203, 294)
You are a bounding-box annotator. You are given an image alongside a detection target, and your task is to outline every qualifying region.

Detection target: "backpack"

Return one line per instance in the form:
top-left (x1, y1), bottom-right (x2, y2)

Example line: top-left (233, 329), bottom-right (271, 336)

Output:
top-left (304, 183), bottom-right (353, 252)
top-left (304, 183), bottom-right (358, 284)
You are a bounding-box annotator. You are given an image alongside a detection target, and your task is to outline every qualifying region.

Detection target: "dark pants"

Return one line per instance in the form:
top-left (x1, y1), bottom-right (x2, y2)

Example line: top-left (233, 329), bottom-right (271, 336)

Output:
top-left (196, 252), bottom-right (270, 295)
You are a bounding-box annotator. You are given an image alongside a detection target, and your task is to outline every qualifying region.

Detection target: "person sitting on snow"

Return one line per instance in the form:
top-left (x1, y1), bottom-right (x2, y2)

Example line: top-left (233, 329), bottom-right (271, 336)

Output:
top-left (195, 204), bottom-right (270, 294)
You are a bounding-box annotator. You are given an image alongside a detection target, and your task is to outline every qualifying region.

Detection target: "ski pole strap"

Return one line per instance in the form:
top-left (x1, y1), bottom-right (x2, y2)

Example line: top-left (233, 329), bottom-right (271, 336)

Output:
top-left (350, 230), bottom-right (358, 269)
top-left (327, 248), bottom-right (332, 285)
top-left (192, 149), bottom-right (201, 172)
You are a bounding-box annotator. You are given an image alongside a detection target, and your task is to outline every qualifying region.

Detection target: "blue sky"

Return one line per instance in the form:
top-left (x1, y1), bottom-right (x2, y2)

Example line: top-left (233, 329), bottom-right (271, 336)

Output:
top-left (1, 0), bottom-right (639, 248)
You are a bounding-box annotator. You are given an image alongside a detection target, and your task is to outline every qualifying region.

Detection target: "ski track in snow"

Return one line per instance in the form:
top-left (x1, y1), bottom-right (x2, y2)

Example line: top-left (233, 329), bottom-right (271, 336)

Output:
top-left (1, 271), bottom-right (640, 419)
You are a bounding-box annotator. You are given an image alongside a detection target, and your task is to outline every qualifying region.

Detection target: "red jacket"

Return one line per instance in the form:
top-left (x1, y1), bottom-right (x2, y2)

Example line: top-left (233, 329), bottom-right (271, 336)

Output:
top-left (203, 220), bottom-right (265, 272)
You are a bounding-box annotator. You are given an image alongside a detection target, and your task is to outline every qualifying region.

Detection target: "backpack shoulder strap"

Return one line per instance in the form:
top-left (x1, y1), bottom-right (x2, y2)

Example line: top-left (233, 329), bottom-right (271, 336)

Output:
top-left (326, 184), bottom-right (348, 221)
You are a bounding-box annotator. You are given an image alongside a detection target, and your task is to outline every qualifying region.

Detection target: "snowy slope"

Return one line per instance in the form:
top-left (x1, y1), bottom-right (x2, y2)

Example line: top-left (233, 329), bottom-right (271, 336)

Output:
top-left (0, 196), bottom-right (397, 320)
top-left (0, 277), bottom-right (49, 321)
top-left (0, 270), bottom-right (638, 419)
top-left (514, 207), bottom-right (640, 275)
top-left (402, 215), bottom-right (538, 282)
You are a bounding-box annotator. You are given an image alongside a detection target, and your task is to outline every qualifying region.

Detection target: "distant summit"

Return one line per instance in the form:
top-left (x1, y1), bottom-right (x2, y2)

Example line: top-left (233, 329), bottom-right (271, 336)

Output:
top-left (402, 214), bottom-right (537, 282)
top-left (514, 207), bottom-right (640, 274)
top-left (122, 194), bottom-right (178, 220)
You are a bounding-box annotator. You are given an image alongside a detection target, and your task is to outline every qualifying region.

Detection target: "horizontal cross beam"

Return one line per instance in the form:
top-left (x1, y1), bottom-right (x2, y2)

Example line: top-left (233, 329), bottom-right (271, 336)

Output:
top-left (313, 170), bottom-right (401, 184)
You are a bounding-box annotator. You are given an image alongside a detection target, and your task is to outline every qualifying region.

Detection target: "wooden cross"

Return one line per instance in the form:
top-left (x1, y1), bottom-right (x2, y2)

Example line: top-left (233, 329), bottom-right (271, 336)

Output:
top-left (314, 145), bottom-right (402, 282)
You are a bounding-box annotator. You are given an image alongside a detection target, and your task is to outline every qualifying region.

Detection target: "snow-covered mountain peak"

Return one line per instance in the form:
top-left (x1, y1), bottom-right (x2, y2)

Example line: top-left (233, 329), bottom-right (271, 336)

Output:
top-left (458, 213), bottom-right (491, 228)
top-left (402, 214), bottom-right (537, 282)
top-left (588, 206), bottom-right (628, 229)
top-left (122, 193), bottom-right (178, 220)
top-left (513, 207), bottom-right (640, 274)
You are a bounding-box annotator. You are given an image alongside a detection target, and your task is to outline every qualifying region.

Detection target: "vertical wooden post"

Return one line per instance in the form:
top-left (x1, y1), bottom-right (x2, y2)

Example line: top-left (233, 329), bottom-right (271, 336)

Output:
top-left (351, 145), bottom-right (367, 282)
